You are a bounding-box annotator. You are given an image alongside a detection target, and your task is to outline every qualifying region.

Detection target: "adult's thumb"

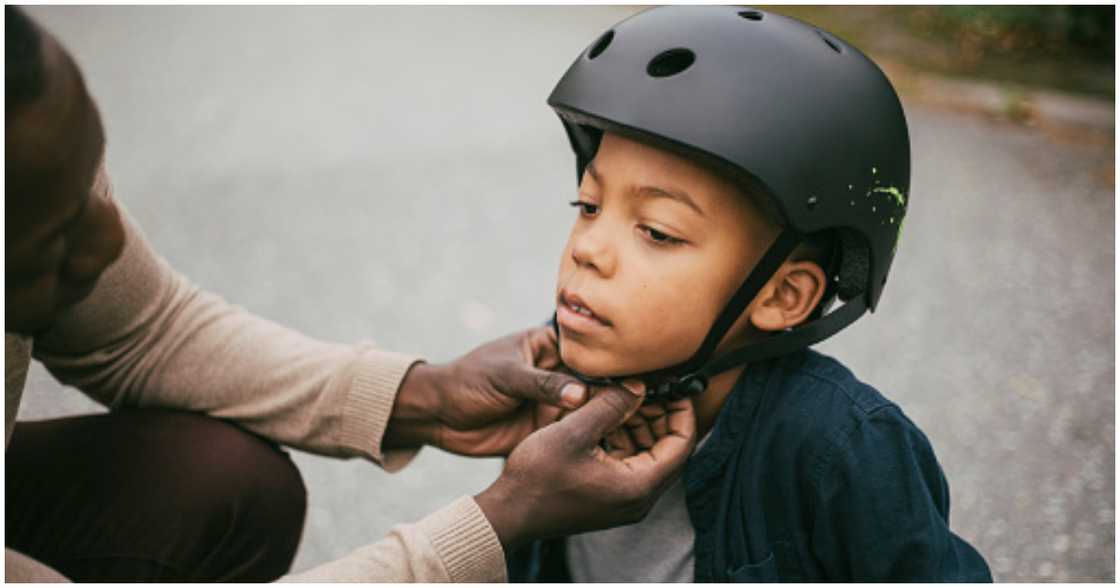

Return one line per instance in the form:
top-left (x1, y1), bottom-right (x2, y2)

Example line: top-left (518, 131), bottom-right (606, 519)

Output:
top-left (501, 363), bottom-right (588, 409)
top-left (556, 385), bottom-right (644, 446)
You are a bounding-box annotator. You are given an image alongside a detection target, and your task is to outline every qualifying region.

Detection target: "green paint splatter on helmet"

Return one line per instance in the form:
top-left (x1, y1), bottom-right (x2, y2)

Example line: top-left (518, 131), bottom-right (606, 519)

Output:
top-left (872, 186), bottom-right (906, 208)
top-left (866, 186), bottom-right (907, 254)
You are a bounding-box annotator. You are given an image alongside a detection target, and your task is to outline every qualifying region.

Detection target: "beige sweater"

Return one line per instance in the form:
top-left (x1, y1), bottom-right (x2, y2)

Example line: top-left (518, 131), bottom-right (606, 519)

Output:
top-left (4, 166), bottom-right (506, 582)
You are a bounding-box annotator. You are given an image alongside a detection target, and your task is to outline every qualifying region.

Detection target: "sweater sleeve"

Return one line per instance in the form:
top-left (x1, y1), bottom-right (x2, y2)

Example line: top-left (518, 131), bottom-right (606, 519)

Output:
top-left (809, 404), bottom-right (992, 581)
top-left (281, 496), bottom-right (506, 582)
top-left (31, 165), bottom-right (419, 466)
top-left (29, 167), bottom-right (510, 582)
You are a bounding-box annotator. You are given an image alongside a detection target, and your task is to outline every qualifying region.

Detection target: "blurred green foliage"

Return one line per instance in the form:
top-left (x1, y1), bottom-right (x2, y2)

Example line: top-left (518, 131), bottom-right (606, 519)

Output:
top-left (766, 5), bottom-right (1115, 98)
top-left (907, 6), bottom-right (1114, 64)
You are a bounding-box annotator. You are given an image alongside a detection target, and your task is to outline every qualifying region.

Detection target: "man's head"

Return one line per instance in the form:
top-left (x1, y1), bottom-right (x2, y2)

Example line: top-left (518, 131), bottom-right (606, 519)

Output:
top-left (554, 132), bottom-right (827, 377)
top-left (6, 7), bottom-right (125, 334)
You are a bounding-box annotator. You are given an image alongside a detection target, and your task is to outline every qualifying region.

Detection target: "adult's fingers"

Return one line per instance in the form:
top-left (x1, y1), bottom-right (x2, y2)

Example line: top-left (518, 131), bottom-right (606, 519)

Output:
top-left (639, 403), bottom-right (669, 438)
top-left (624, 395), bottom-right (668, 449)
top-left (554, 385), bottom-right (644, 449)
top-left (521, 326), bottom-right (562, 370)
top-left (621, 397), bottom-right (695, 483)
top-left (624, 414), bottom-right (655, 449)
top-left (496, 360), bottom-right (587, 409)
top-left (606, 427), bottom-right (635, 460)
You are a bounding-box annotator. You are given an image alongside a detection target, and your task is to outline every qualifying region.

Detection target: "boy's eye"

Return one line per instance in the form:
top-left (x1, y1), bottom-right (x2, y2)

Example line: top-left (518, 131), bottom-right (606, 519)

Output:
top-left (640, 225), bottom-right (684, 246)
top-left (569, 200), bottom-right (600, 217)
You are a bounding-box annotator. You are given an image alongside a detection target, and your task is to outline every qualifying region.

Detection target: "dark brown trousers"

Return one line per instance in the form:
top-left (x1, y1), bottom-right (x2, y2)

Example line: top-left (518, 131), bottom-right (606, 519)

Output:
top-left (6, 409), bottom-right (307, 582)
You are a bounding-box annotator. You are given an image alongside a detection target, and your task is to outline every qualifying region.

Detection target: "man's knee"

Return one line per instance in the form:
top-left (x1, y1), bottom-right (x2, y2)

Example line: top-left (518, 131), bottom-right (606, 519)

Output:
top-left (165, 412), bottom-right (307, 580)
top-left (6, 409), bottom-right (308, 581)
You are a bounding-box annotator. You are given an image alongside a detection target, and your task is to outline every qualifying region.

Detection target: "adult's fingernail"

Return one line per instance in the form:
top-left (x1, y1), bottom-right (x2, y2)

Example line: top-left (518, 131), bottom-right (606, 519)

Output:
top-left (620, 379), bottom-right (645, 396)
top-left (561, 383), bottom-right (587, 407)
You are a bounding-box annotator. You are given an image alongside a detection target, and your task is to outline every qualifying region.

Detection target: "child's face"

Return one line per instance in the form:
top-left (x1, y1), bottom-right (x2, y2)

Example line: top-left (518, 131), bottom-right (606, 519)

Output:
top-left (555, 132), bottom-right (779, 377)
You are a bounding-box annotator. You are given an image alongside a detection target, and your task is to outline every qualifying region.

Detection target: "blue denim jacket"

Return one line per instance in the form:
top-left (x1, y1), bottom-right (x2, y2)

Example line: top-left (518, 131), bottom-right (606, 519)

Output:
top-left (508, 349), bottom-right (992, 582)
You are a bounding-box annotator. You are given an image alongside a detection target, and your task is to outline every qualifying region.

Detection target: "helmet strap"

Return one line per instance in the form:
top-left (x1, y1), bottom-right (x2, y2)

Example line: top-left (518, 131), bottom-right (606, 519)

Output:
top-left (697, 295), bottom-right (867, 380)
top-left (674, 228), bottom-right (803, 375)
top-left (631, 227), bottom-right (805, 401)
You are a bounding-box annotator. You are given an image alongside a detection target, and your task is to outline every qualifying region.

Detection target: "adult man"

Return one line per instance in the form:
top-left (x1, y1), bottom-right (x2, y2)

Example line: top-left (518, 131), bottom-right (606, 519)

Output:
top-left (5, 7), bottom-right (694, 581)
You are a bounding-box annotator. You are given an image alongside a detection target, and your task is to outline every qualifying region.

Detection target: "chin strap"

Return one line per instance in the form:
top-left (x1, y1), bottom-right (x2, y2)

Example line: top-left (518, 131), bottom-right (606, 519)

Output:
top-left (673, 229), bottom-right (803, 375)
top-left (553, 228), bottom-right (870, 403)
top-left (685, 295), bottom-right (867, 388)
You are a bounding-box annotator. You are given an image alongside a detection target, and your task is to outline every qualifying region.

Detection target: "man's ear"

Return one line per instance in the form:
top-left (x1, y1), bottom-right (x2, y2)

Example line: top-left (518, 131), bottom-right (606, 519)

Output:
top-left (749, 261), bottom-right (827, 331)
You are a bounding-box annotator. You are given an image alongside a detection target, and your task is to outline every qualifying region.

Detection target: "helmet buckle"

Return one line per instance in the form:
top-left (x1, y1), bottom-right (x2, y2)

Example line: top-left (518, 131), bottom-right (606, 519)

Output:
top-left (648, 373), bottom-right (709, 402)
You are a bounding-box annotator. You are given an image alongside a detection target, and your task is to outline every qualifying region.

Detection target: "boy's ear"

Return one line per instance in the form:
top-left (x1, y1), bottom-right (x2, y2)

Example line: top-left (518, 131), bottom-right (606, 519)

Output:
top-left (749, 261), bottom-right (827, 332)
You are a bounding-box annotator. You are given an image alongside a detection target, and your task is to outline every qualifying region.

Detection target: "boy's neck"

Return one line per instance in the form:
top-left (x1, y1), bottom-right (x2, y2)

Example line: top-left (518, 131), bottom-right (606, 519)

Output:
top-left (692, 364), bottom-right (748, 440)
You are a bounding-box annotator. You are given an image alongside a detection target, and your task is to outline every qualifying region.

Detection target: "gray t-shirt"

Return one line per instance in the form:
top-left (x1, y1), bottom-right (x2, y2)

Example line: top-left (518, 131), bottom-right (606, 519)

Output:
top-left (566, 432), bottom-right (711, 582)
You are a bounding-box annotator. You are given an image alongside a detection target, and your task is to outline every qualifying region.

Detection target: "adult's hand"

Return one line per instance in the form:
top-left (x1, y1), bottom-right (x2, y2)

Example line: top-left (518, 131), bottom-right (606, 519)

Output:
top-left (474, 384), bottom-right (696, 551)
top-left (384, 326), bottom-right (587, 456)
top-left (605, 398), bottom-right (675, 455)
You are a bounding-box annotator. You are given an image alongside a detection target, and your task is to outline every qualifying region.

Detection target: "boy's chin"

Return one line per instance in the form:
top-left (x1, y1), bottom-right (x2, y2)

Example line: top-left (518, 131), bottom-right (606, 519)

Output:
top-left (559, 340), bottom-right (645, 379)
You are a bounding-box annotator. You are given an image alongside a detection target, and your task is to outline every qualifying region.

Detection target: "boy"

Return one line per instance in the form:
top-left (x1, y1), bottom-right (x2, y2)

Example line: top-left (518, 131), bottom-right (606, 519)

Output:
top-left (508, 6), bottom-right (992, 581)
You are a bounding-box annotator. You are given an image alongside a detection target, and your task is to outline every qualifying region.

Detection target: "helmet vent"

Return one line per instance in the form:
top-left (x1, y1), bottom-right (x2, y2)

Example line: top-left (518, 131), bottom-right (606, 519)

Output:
top-left (588, 30), bottom-right (614, 60)
top-left (738, 10), bottom-right (763, 21)
top-left (816, 30), bottom-right (843, 54)
top-left (647, 48), bottom-right (695, 78)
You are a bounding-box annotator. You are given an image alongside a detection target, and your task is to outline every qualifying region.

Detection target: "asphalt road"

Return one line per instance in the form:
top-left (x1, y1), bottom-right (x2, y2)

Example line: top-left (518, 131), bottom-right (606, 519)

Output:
top-left (18, 6), bottom-right (1115, 582)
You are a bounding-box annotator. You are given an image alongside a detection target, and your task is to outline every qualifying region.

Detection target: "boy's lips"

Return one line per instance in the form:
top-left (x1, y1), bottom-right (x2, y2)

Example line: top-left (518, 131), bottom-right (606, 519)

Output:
top-left (557, 289), bottom-right (612, 332)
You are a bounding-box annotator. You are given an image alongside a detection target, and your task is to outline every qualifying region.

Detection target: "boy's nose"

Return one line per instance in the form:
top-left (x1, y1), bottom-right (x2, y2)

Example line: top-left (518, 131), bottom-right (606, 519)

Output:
top-left (570, 229), bottom-right (615, 277)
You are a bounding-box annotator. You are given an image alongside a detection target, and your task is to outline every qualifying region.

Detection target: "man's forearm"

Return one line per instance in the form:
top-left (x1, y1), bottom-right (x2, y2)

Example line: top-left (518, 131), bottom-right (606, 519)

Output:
top-left (32, 196), bottom-right (422, 463)
top-left (280, 496), bottom-right (506, 582)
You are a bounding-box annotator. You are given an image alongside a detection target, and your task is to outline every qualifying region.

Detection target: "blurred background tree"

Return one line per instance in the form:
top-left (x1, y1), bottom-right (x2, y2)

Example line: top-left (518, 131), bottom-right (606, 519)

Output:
top-left (918, 6), bottom-right (1114, 61)
top-left (765, 6), bottom-right (1114, 98)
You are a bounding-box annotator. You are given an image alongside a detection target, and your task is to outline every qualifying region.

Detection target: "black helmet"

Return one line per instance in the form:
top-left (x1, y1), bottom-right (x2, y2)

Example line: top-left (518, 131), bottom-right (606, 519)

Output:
top-left (549, 6), bottom-right (910, 401)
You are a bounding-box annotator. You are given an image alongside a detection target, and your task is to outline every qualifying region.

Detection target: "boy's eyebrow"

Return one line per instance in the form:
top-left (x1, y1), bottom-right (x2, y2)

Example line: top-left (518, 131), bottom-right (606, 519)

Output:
top-left (586, 161), bottom-right (705, 217)
top-left (637, 185), bottom-right (705, 217)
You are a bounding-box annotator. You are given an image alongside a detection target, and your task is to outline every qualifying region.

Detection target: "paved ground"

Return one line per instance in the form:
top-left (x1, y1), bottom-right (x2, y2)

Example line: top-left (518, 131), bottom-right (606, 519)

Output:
top-left (18, 6), bottom-right (1115, 581)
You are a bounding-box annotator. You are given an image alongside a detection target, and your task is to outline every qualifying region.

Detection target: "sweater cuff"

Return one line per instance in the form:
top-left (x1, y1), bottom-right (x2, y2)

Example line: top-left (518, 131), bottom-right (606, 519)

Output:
top-left (339, 348), bottom-right (423, 470)
top-left (417, 496), bottom-right (507, 583)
